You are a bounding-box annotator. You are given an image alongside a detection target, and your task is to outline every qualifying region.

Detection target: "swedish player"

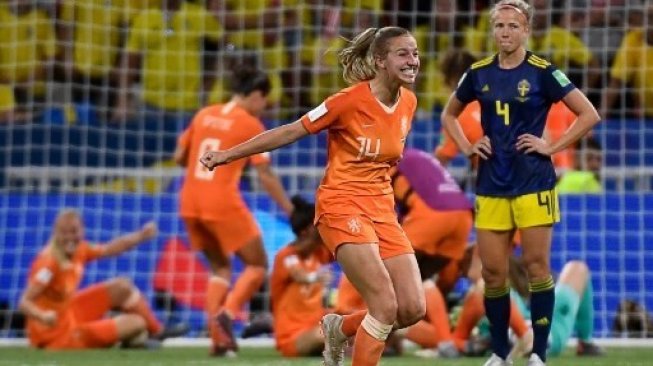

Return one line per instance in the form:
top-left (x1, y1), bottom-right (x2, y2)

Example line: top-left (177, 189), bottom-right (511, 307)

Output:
top-left (440, 1), bottom-right (601, 365)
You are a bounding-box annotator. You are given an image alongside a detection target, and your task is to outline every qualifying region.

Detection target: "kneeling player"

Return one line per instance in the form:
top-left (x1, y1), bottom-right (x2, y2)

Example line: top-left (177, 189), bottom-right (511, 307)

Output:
top-left (270, 196), bottom-right (334, 357)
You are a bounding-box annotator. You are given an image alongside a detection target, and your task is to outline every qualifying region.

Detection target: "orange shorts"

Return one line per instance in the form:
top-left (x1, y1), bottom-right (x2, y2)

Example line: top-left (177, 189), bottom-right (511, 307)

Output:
top-left (402, 208), bottom-right (472, 261)
top-left (335, 275), bottom-right (366, 314)
top-left (316, 214), bottom-right (413, 260)
top-left (183, 212), bottom-right (261, 254)
top-left (48, 283), bottom-right (119, 349)
top-left (276, 326), bottom-right (320, 357)
top-left (276, 336), bottom-right (300, 357)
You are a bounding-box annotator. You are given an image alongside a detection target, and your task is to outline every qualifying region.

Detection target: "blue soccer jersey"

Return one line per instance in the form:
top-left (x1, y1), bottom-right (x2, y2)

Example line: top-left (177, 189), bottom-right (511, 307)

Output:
top-left (455, 52), bottom-right (576, 196)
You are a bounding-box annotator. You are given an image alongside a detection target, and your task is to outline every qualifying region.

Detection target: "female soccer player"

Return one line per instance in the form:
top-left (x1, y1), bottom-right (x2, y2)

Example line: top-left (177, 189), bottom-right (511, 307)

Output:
top-left (440, 1), bottom-right (601, 365)
top-left (201, 26), bottom-right (424, 366)
top-left (19, 209), bottom-right (187, 349)
top-left (270, 196), bottom-right (333, 357)
top-left (174, 66), bottom-right (293, 356)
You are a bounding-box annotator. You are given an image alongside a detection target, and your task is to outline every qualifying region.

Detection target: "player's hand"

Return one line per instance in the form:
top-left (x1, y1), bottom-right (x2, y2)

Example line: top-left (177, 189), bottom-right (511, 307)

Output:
top-left (467, 136), bottom-right (492, 160)
top-left (516, 134), bottom-right (553, 156)
top-left (139, 221), bottom-right (158, 240)
top-left (200, 151), bottom-right (230, 171)
top-left (40, 310), bottom-right (57, 327)
top-left (317, 270), bottom-right (333, 287)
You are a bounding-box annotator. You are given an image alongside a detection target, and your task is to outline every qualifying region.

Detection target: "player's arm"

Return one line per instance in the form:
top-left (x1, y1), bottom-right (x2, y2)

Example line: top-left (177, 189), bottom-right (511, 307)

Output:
top-left (441, 94), bottom-right (491, 160)
top-left (518, 89), bottom-right (600, 156)
top-left (96, 221), bottom-right (158, 258)
top-left (19, 274), bottom-right (56, 326)
top-left (201, 120), bottom-right (308, 170)
top-left (550, 90), bottom-right (601, 152)
top-left (253, 163), bottom-right (294, 216)
top-left (285, 255), bottom-right (331, 286)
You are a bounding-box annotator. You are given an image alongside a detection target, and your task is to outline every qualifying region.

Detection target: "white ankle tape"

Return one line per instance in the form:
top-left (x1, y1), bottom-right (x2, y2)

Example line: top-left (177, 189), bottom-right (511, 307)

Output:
top-left (361, 314), bottom-right (393, 341)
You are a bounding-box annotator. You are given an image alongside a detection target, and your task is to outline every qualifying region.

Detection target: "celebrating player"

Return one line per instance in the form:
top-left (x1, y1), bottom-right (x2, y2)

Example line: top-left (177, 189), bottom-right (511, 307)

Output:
top-left (19, 209), bottom-right (186, 349)
top-left (440, 0), bottom-right (601, 365)
top-left (201, 26), bottom-right (424, 366)
top-left (174, 66), bottom-right (293, 356)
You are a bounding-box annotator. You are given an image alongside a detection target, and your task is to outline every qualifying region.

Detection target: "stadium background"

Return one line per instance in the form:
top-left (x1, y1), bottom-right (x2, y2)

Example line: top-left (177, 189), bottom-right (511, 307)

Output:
top-left (0, 0), bottom-right (652, 349)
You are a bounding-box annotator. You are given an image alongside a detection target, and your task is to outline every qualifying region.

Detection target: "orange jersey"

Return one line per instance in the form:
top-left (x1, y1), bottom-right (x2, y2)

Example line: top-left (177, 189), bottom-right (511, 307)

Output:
top-left (545, 101), bottom-right (577, 171)
top-left (270, 244), bottom-right (332, 346)
top-left (300, 81), bottom-right (417, 222)
top-left (25, 242), bottom-right (103, 347)
top-left (178, 102), bottom-right (270, 219)
top-left (435, 101), bottom-right (482, 162)
top-left (436, 101), bottom-right (576, 171)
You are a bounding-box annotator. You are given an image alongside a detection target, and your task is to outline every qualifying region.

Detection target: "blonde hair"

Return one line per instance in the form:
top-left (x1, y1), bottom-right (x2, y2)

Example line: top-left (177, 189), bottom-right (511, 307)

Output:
top-left (490, 0), bottom-right (533, 25)
top-left (338, 26), bottom-right (411, 85)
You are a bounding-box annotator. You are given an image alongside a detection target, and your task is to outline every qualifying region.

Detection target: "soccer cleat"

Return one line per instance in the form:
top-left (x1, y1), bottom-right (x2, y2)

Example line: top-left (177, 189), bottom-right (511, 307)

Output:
top-left (152, 322), bottom-right (190, 341)
top-left (509, 328), bottom-right (533, 359)
top-left (483, 353), bottom-right (514, 366)
top-left (437, 341), bottom-right (460, 358)
top-left (527, 353), bottom-right (546, 366)
top-left (209, 311), bottom-right (238, 357)
top-left (320, 314), bottom-right (347, 366)
top-left (462, 335), bottom-right (492, 357)
top-left (576, 340), bottom-right (605, 356)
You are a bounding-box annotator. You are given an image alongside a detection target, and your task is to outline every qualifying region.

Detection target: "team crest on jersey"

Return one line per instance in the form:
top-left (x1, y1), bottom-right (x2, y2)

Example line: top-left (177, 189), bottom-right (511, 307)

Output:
top-left (516, 79), bottom-right (530, 102)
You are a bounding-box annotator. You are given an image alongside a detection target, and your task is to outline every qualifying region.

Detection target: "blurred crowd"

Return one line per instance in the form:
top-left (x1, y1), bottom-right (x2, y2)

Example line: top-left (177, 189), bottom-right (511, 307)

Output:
top-left (0, 0), bottom-right (651, 124)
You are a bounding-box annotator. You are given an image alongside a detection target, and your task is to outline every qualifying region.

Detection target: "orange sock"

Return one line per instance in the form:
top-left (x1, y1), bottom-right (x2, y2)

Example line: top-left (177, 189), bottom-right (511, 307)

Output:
top-left (453, 290), bottom-right (485, 351)
top-left (223, 266), bottom-right (266, 316)
top-left (352, 326), bottom-right (386, 366)
top-left (206, 276), bottom-right (229, 319)
top-left (406, 320), bottom-right (439, 348)
top-left (126, 296), bottom-right (163, 335)
top-left (424, 284), bottom-right (453, 343)
top-left (341, 310), bottom-right (367, 337)
top-left (509, 298), bottom-right (528, 337)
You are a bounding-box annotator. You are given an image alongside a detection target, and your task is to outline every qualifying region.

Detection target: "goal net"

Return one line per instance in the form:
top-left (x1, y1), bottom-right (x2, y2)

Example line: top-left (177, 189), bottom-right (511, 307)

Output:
top-left (0, 0), bottom-right (652, 342)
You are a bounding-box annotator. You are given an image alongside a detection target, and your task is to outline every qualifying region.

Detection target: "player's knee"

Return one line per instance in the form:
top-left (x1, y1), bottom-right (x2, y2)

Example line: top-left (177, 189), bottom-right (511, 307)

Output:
top-left (523, 257), bottom-right (550, 280)
top-left (396, 297), bottom-right (426, 328)
top-left (369, 297), bottom-right (398, 325)
top-left (566, 260), bottom-right (588, 276)
top-left (108, 277), bottom-right (135, 301)
top-left (481, 266), bottom-right (507, 288)
top-left (246, 265), bottom-right (267, 282)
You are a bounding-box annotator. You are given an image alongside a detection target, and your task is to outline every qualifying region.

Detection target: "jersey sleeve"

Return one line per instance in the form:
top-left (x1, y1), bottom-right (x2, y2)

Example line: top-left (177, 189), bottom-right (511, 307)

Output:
top-left (125, 14), bottom-right (146, 53)
top-left (80, 241), bottom-right (105, 263)
top-left (177, 119), bottom-right (195, 150)
top-left (38, 12), bottom-right (57, 59)
top-left (609, 31), bottom-right (637, 83)
top-left (201, 10), bottom-right (223, 43)
top-left (300, 91), bottom-right (350, 134)
top-left (454, 68), bottom-right (477, 104)
top-left (29, 258), bottom-right (57, 286)
top-left (541, 66), bottom-right (576, 103)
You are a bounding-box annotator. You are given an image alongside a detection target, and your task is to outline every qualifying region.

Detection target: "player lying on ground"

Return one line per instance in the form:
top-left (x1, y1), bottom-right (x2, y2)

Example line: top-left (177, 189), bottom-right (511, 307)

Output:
top-left (19, 209), bottom-right (188, 349)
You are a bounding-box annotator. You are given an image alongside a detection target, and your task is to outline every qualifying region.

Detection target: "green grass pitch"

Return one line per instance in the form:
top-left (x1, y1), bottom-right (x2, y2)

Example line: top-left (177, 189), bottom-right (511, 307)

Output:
top-left (1, 346), bottom-right (653, 366)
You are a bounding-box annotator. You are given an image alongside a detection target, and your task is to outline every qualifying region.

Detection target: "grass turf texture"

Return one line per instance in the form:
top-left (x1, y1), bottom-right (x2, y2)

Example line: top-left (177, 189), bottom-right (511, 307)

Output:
top-left (1, 347), bottom-right (652, 366)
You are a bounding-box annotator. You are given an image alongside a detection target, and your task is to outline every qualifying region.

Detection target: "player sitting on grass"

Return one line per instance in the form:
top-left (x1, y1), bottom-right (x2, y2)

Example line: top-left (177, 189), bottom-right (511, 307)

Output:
top-left (270, 195), bottom-right (334, 357)
top-left (19, 209), bottom-right (188, 349)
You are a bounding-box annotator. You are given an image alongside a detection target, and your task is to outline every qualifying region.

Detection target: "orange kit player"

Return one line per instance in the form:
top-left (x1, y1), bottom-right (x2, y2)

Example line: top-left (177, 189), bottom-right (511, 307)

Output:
top-left (336, 147), bottom-right (474, 358)
top-left (201, 26), bottom-right (424, 366)
top-left (173, 66), bottom-right (293, 356)
top-left (270, 196), bottom-right (334, 357)
top-left (435, 49), bottom-right (576, 174)
top-left (18, 209), bottom-right (187, 349)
